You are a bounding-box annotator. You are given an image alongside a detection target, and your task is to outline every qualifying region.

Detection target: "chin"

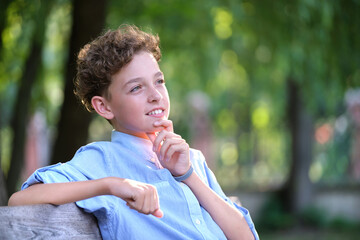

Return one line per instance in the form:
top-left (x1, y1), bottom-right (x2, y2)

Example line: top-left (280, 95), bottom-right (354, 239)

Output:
top-left (147, 126), bottom-right (162, 133)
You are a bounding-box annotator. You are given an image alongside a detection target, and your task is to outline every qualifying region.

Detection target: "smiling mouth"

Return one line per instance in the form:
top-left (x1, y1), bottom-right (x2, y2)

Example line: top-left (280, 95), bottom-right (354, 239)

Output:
top-left (146, 109), bottom-right (164, 116)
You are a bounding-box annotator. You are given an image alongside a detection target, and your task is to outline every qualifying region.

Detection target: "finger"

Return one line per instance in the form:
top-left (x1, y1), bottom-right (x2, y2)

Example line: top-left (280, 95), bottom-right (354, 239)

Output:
top-left (153, 119), bottom-right (174, 132)
top-left (140, 191), bottom-right (152, 215)
top-left (152, 130), bottom-right (167, 154)
top-left (164, 142), bottom-right (189, 163)
top-left (128, 188), bottom-right (145, 212)
top-left (126, 197), bottom-right (144, 212)
top-left (155, 133), bottom-right (182, 160)
top-left (160, 138), bottom-right (185, 162)
top-left (152, 209), bottom-right (164, 218)
top-left (153, 186), bottom-right (160, 210)
top-left (141, 185), bottom-right (159, 215)
top-left (153, 130), bottom-right (181, 154)
top-left (149, 187), bottom-right (162, 218)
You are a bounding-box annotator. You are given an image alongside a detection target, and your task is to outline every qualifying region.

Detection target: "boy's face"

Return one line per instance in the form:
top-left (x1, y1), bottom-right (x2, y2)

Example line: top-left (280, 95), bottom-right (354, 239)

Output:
top-left (104, 51), bottom-right (170, 138)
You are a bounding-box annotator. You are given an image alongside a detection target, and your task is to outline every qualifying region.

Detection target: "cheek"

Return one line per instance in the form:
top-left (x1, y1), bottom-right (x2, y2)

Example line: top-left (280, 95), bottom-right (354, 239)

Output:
top-left (163, 89), bottom-right (170, 109)
top-left (166, 106), bottom-right (170, 119)
top-left (166, 98), bottom-right (170, 118)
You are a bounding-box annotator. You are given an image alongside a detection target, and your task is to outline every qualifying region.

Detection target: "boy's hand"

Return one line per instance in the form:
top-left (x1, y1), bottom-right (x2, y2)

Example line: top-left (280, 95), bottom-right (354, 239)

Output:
top-left (107, 177), bottom-right (163, 218)
top-left (147, 120), bottom-right (191, 177)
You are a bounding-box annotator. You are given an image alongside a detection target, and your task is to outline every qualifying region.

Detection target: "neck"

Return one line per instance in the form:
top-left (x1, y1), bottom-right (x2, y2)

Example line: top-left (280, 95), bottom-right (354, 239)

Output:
top-left (113, 129), bottom-right (151, 140)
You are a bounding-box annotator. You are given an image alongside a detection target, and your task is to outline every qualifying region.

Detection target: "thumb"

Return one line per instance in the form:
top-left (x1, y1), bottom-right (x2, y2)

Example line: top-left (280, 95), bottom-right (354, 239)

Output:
top-left (152, 209), bottom-right (164, 218)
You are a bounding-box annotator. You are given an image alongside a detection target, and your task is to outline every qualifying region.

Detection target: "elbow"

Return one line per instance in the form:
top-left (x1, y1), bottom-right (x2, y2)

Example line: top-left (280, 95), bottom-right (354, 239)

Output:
top-left (8, 191), bottom-right (29, 206)
top-left (8, 192), bottom-right (20, 206)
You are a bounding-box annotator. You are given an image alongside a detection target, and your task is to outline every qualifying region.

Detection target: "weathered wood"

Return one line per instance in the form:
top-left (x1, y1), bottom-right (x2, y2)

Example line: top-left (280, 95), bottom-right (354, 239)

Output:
top-left (0, 203), bottom-right (102, 240)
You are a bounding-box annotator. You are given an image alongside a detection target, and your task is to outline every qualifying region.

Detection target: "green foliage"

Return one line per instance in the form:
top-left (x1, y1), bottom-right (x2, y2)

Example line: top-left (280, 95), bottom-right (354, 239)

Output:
top-left (0, 0), bottom-right (36, 121)
top-left (33, 0), bottom-right (71, 122)
top-left (301, 205), bottom-right (360, 234)
top-left (259, 200), bottom-right (360, 234)
top-left (257, 196), bottom-right (295, 230)
top-left (301, 205), bottom-right (328, 228)
top-left (1, 0), bottom-right (360, 190)
top-left (328, 217), bottom-right (360, 232)
top-left (0, 0), bottom-right (41, 174)
top-left (0, 0), bottom-right (71, 176)
top-left (310, 117), bottom-right (352, 183)
top-left (260, 230), bottom-right (360, 240)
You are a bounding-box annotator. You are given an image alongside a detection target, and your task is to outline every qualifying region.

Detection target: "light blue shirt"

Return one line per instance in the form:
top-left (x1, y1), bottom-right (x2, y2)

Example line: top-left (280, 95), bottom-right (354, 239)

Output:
top-left (23, 131), bottom-right (259, 240)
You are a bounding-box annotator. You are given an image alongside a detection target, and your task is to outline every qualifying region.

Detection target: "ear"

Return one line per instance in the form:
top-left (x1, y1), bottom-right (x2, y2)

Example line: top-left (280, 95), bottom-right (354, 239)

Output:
top-left (91, 96), bottom-right (114, 120)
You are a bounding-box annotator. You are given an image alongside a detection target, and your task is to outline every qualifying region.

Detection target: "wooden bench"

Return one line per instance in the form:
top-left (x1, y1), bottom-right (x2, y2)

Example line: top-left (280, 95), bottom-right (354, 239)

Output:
top-left (0, 196), bottom-right (242, 239)
top-left (0, 203), bottom-right (102, 239)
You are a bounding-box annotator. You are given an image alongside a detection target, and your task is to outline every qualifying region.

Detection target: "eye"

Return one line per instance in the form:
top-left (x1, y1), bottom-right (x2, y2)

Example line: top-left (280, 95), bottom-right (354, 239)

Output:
top-left (156, 79), bottom-right (165, 84)
top-left (130, 85), bottom-right (142, 93)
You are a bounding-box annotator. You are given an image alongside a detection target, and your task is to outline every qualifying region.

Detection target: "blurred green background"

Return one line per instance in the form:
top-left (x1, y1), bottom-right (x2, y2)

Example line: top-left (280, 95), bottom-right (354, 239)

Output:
top-left (0, 0), bottom-right (360, 239)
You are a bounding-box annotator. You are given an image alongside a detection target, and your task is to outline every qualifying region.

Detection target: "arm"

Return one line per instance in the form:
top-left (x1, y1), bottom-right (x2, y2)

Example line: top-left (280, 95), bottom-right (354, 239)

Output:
top-left (148, 120), bottom-right (255, 240)
top-left (183, 172), bottom-right (254, 240)
top-left (8, 177), bottom-right (163, 218)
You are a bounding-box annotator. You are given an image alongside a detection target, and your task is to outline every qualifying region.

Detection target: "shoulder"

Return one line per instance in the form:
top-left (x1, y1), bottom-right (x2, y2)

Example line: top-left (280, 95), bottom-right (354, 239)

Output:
top-left (72, 141), bottom-right (119, 161)
top-left (76, 141), bottom-right (113, 154)
top-left (67, 141), bottom-right (117, 176)
top-left (189, 148), bottom-right (206, 163)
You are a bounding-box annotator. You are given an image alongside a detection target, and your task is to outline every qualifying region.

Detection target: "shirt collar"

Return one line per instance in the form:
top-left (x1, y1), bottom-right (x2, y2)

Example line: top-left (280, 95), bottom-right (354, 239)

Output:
top-left (111, 130), bottom-right (153, 149)
top-left (111, 130), bottom-right (163, 169)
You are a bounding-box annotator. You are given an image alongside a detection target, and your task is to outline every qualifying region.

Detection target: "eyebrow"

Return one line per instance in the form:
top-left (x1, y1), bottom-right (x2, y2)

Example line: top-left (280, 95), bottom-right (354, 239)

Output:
top-left (154, 71), bottom-right (164, 78)
top-left (123, 71), bottom-right (164, 87)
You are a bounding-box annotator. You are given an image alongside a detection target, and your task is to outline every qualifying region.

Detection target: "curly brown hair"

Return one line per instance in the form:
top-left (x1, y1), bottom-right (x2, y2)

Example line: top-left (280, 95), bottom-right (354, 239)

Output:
top-left (74, 25), bottom-right (161, 112)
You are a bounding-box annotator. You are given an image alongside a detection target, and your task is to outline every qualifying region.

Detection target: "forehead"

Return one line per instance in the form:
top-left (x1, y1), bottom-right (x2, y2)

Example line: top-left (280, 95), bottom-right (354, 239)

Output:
top-left (115, 51), bottom-right (160, 81)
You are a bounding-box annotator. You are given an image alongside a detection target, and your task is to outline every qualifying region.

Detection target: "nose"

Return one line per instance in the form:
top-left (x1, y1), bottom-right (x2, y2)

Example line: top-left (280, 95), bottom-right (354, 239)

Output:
top-left (147, 86), bottom-right (162, 103)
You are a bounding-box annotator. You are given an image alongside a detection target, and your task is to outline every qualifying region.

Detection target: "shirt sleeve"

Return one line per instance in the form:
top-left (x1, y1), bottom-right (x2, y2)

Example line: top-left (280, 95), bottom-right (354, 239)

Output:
top-left (190, 149), bottom-right (260, 240)
top-left (22, 142), bottom-right (112, 190)
top-left (22, 162), bottom-right (71, 190)
top-left (21, 142), bottom-right (116, 218)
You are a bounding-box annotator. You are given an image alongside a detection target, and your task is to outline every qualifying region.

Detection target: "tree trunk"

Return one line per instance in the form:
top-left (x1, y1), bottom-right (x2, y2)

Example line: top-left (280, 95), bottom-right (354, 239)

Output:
top-left (0, 83), bottom-right (8, 204)
top-left (6, 45), bottom-right (42, 195)
top-left (6, 1), bottom-right (52, 195)
top-left (281, 79), bottom-right (314, 216)
top-left (50, 0), bottom-right (107, 165)
top-left (0, 0), bottom-right (12, 55)
top-left (0, 170), bottom-right (7, 206)
top-left (0, 130), bottom-right (7, 205)
top-left (0, 0), bottom-right (13, 205)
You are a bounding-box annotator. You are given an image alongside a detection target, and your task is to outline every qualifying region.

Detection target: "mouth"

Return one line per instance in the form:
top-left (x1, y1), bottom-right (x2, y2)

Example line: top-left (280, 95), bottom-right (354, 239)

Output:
top-left (146, 108), bottom-right (165, 117)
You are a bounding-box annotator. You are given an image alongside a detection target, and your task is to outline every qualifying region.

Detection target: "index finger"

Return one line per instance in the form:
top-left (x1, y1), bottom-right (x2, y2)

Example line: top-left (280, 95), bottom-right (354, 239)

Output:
top-left (153, 119), bottom-right (174, 132)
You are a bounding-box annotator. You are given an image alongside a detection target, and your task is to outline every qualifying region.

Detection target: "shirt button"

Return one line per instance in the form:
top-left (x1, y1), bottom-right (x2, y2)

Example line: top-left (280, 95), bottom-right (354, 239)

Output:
top-left (195, 219), bottom-right (201, 225)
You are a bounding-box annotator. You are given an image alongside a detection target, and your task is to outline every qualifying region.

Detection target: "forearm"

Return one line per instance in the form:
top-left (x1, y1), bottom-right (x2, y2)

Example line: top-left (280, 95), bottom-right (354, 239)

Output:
top-left (183, 173), bottom-right (254, 240)
top-left (8, 177), bottom-right (163, 218)
top-left (8, 178), bottom-right (111, 206)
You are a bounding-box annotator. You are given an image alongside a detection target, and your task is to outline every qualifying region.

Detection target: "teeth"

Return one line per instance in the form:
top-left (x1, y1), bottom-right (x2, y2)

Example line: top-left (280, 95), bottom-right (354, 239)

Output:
top-left (148, 109), bottom-right (163, 115)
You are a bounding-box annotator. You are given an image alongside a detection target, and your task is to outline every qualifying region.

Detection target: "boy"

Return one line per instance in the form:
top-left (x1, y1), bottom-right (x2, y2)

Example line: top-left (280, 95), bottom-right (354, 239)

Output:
top-left (9, 25), bottom-right (259, 240)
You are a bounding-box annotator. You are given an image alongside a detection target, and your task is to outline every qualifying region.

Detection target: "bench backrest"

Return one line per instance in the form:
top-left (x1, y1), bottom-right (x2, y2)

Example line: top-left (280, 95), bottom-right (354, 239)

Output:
top-left (0, 203), bottom-right (102, 239)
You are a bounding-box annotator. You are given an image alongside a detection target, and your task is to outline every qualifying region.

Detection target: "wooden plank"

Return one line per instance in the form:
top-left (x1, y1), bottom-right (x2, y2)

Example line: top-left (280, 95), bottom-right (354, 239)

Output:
top-left (0, 203), bottom-right (102, 239)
